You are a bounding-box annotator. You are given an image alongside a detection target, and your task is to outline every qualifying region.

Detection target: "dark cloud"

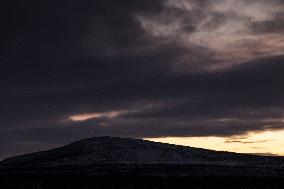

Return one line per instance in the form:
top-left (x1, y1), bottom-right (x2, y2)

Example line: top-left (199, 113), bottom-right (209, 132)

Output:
top-left (1, 0), bottom-right (284, 159)
top-left (225, 140), bottom-right (270, 144)
top-left (251, 12), bottom-right (284, 34)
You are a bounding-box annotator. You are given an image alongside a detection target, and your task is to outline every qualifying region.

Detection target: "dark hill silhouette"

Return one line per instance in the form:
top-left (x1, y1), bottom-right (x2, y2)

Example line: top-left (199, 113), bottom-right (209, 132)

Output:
top-left (1, 136), bottom-right (284, 177)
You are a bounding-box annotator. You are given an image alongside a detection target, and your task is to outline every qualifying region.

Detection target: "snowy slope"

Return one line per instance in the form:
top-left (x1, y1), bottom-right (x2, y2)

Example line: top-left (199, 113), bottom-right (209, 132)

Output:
top-left (2, 136), bottom-right (284, 168)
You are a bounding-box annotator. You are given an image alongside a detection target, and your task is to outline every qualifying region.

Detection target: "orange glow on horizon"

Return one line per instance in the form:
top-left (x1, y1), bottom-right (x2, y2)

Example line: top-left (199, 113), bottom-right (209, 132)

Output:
top-left (145, 129), bottom-right (284, 156)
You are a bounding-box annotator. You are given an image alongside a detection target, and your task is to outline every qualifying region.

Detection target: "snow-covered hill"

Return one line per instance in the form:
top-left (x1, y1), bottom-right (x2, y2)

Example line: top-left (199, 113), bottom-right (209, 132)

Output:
top-left (1, 136), bottom-right (284, 187)
top-left (1, 136), bottom-right (284, 167)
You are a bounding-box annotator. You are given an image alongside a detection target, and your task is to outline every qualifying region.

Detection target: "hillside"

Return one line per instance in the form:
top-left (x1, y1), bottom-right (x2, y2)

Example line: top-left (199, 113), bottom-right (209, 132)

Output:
top-left (1, 136), bottom-right (284, 177)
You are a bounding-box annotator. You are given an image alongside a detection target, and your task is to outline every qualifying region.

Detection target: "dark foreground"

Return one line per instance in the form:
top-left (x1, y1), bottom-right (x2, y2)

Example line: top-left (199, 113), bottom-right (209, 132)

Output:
top-left (1, 174), bottom-right (284, 189)
top-left (1, 164), bottom-right (284, 189)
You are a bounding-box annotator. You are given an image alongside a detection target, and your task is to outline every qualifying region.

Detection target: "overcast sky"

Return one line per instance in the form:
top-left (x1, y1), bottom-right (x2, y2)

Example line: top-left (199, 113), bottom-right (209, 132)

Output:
top-left (1, 0), bottom-right (284, 159)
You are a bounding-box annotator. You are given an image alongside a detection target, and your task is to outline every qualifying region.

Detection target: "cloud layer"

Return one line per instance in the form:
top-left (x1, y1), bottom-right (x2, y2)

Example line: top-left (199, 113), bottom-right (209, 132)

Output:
top-left (1, 0), bottom-right (284, 159)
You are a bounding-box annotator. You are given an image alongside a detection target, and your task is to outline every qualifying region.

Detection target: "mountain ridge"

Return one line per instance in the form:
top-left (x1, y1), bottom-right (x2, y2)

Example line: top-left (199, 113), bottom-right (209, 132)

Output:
top-left (1, 136), bottom-right (284, 177)
top-left (2, 136), bottom-right (284, 166)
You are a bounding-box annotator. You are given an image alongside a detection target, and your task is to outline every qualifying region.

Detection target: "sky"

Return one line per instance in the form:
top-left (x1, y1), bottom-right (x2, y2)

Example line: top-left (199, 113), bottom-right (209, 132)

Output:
top-left (1, 0), bottom-right (284, 159)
